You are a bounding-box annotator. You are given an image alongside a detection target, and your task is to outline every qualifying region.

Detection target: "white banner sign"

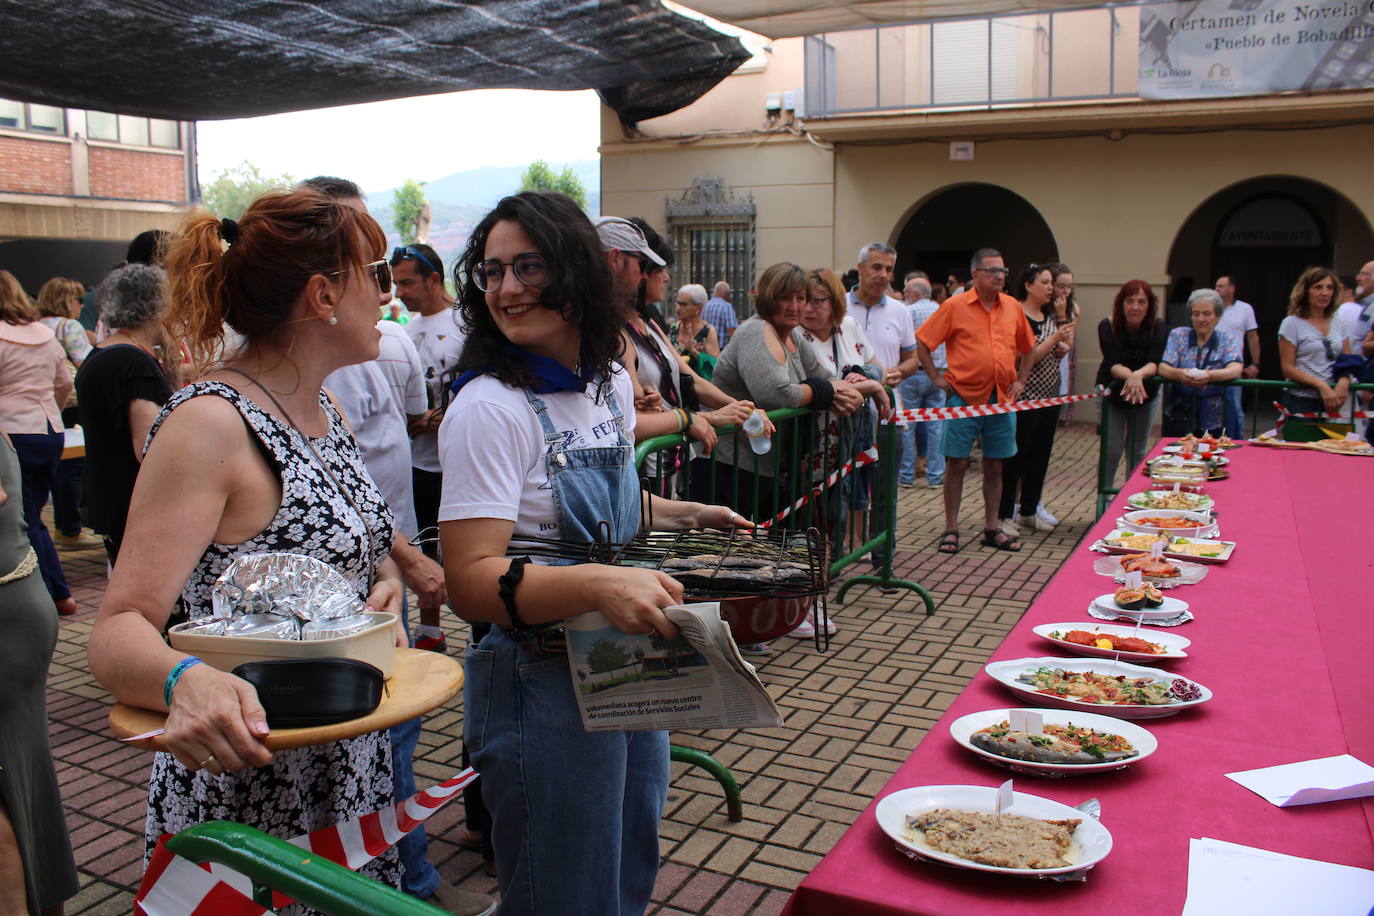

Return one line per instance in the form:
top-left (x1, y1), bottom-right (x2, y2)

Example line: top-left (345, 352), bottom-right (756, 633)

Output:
top-left (1139, 0), bottom-right (1374, 99)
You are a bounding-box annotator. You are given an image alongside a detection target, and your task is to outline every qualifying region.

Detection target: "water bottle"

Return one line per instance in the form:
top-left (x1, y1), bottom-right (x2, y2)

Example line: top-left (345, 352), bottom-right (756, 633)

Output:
top-left (743, 409), bottom-right (771, 455)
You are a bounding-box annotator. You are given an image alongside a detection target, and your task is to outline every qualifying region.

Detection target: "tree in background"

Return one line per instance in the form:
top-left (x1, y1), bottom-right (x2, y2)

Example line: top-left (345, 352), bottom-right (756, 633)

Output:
top-left (519, 159), bottom-right (588, 210)
top-left (201, 161), bottom-right (294, 220)
top-left (392, 178), bottom-right (428, 245)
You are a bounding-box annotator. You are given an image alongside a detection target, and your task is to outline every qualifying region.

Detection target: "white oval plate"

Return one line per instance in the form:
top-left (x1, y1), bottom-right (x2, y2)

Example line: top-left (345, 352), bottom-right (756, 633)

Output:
top-left (875, 784), bottom-right (1113, 876)
top-left (1033, 622), bottom-right (1190, 661)
top-left (984, 656), bottom-right (1212, 719)
top-left (1119, 508), bottom-right (1215, 538)
top-left (949, 708), bottom-right (1159, 775)
top-left (1126, 490), bottom-right (1215, 512)
top-left (1090, 592), bottom-right (1189, 622)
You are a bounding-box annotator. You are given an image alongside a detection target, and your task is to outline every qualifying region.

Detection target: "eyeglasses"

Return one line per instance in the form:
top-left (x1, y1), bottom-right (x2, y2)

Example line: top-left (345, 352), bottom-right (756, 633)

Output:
top-left (1053, 282), bottom-right (1074, 292)
top-left (1322, 336), bottom-right (1335, 362)
top-left (974, 267), bottom-right (1009, 276)
top-left (806, 296), bottom-right (833, 307)
top-left (391, 245), bottom-right (440, 276)
top-left (472, 253), bottom-right (550, 293)
top-left (329, 259), bottom-right (392, 291)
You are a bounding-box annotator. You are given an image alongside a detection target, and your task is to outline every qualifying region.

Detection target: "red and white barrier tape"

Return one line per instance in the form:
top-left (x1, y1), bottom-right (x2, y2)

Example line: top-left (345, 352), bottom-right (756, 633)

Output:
top-left (134, 766), bottom-right (478, 915)
top-left (882, 390), bottom-right (1104, 424)
top-left (1273, 400), bottom-right (1371, 421)
top-left (758, 446), bottom-right (879, 529)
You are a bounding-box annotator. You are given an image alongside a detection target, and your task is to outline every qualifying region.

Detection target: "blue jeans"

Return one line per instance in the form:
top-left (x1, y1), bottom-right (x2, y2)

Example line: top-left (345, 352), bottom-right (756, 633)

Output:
top-left (897, 374), bottom-right (945, 483)
top-left (1224, 386), bottom-right (1244, 439)
top-left (10, 427), bottom-right (70, 601)
top-left (466, 628), bottom-right (668, 915)
top-left (390, 596), bottom-right (439, 898)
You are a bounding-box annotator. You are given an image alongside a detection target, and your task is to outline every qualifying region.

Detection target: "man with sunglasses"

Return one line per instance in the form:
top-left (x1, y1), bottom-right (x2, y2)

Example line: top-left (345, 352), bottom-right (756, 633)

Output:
top-left (391, 243), bottom-right (466, 657)
top-left (916, 248), bottom-right (1035, 554)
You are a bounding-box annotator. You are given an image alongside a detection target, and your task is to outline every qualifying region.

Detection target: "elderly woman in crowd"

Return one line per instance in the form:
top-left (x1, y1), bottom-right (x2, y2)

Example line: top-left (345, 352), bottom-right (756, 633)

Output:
top-left (1279, 267), bottom-right (1351, 425)
top-left (999, 264), bottom-right (1075, 536)
top-left (669, 282), bottom-right (721, 377)
top-left (797, 268), bottom-right (888, 563)
top-left (437, 190), bottom-right (748, 914)
top-left (709, 262), bottom-right (864, 521)
top-left (1097, 280), bottom-right (1167, 486)
top-left (87, 188), bottom-right (413, 899)
top-left (74, 263), bottom-right (177, 564)
top-left (0, 270), bottom-right (76, 616)
top-left (0, 433), bottom-right (78, 916)
top-left (36, 277), bottom-right (96, 549)
top-left (1158, 289), bottom-right (1243, 436)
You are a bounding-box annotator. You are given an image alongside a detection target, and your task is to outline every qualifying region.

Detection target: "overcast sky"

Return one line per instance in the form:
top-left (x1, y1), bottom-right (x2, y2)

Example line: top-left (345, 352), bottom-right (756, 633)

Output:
top-left (195, 88), bottom-right (603, 194)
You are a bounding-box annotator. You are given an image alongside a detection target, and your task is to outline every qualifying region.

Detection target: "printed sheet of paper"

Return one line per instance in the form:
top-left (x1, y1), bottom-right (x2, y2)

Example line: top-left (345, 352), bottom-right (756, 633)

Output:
top-left (1182, 838), bottom-right (1374, 916)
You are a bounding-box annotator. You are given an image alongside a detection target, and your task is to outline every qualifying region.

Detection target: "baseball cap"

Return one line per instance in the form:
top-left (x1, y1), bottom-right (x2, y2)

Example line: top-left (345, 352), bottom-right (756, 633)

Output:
top-left (594, 216), bottom-right (666, 267)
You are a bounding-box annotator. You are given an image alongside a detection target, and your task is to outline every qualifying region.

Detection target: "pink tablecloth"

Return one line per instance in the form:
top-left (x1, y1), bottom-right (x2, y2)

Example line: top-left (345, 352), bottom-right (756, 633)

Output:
top-left (783, 445), bottom-right (1374, 916)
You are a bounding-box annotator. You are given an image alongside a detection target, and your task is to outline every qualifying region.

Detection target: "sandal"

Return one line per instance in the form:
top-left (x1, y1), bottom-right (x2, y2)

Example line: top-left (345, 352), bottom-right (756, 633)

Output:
top-left (937, 530), bottom-right (960, 554)
top-left (981, 528), bottom-right (1020, 552)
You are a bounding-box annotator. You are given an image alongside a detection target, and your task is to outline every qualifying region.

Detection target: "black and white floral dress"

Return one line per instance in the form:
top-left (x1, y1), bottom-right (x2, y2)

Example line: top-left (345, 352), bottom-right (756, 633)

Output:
top-left (142, 381), bottom-right (399, 899)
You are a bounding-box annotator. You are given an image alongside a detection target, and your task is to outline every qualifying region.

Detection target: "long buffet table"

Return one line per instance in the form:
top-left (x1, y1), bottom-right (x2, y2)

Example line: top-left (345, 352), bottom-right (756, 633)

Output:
top-left (783, 443), bottom-right (1374, 915)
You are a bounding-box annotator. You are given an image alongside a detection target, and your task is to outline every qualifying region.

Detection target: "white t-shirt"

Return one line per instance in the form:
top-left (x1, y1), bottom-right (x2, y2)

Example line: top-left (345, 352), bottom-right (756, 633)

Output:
top-left (846, 292), bottom-right (916, 372)
top-left (324, 361), bottom-right (418, 536)
top-left (1335, 300), bottom-right (1365, 349)
top-left (405, 308), bottom-right (467, 472)
top-left (376, 320), bottom-right (427, 418)
top-left (1216, 299), bottom-right (1258, 361)
top-left (437, 366), bottom-right (636, 547)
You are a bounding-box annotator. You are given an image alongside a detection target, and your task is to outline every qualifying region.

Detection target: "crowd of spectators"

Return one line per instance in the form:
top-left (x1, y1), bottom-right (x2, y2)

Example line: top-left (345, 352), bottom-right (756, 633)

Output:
top-left (3, 177), bottom-right (1373, 914)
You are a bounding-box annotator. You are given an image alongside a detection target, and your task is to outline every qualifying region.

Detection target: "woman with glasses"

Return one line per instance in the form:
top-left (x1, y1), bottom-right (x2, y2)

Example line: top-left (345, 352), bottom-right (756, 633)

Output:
top-left (796, 267), bottom-right (888, 596)
top-left (1097, 280), bottom-right (1167, 486)
top-left (1158, 289), bottom-right (1243, 436)
top-left (437, 191), bottom-right (748, 915)
top-left (1279, 267), bottom-right (1352, 428)
top-left (998, 264), bottom-right (1075, 535)
top-left (86, 188), bottom-right (412, 897)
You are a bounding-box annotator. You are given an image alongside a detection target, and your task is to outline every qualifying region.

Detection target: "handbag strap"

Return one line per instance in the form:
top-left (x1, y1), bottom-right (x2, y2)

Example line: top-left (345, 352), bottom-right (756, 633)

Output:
top-left (219, 367), bottom-right (376, 593)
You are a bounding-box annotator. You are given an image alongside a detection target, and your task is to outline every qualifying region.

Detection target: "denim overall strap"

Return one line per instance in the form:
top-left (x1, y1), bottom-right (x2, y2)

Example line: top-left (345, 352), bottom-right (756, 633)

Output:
top-left (522, 385), bottom-right (640, 563)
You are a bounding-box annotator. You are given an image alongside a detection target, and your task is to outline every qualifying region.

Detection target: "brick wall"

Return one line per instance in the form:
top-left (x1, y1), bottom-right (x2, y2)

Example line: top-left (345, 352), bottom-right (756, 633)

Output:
top-left (0, 135), bottom-right (73, 195)
top-left (89, 146), bottom-right (186, 203)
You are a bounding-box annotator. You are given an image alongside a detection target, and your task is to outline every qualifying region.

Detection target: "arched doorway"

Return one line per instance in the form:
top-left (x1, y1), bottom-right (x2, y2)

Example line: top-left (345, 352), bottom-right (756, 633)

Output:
top-left (893, 183), bottom-right (1058, 288)
top-left (1166, 177), bottom-right (1374, 378)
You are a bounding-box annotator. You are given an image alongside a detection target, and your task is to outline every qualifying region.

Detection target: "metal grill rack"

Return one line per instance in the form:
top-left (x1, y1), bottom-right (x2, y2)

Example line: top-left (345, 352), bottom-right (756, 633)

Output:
top-left (612, 526), bottom-right (827, 601)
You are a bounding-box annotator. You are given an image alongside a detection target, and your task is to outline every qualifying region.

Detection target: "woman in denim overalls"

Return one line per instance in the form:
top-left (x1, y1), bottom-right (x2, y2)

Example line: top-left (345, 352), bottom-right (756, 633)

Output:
top-left (438, 192), bottom-right (749, 915)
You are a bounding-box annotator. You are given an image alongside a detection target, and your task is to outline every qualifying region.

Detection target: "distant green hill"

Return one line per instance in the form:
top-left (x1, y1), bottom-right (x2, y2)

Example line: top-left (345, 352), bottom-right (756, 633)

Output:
top-left (369, 160), bottom-right (599, 282)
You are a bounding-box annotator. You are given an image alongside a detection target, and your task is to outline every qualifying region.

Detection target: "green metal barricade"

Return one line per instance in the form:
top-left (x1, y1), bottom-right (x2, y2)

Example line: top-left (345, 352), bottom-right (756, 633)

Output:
top-left (634, 400), bottom-right (933, 614)
top-left (162, 821), bottom-right (446, 914)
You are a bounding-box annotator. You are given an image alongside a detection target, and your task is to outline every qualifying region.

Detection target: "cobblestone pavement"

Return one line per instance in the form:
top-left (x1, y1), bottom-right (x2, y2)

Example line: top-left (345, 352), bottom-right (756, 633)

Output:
top-left (49, 422), bottom-right (1105, 914)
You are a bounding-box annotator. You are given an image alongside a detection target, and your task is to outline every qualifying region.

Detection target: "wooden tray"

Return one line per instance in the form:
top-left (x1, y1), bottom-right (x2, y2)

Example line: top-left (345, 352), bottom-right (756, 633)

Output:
top-left (109, 648), bottom-right (463, 752)
top-left (1249, 436), bottom-right (1374, 456)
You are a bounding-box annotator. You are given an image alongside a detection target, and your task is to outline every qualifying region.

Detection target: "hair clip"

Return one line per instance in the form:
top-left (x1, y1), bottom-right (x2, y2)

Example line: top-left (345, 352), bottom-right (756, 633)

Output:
top-left (219, 217), bottom-right (239, 245)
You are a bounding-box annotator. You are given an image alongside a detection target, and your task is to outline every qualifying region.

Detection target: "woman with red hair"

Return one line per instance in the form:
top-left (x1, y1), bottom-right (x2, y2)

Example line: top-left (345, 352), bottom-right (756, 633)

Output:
top-left (1096, 280), bottom-right (1167, 485)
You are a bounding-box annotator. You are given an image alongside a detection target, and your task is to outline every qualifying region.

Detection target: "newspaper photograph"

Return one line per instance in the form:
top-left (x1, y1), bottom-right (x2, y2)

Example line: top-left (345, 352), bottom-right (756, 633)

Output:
top-left (564, 602), bottom-right (784, 732)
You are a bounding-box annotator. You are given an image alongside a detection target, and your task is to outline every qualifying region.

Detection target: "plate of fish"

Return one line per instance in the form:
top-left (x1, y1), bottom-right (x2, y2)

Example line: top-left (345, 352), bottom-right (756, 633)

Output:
top-left (949, 708), bottom-right (1159, 775)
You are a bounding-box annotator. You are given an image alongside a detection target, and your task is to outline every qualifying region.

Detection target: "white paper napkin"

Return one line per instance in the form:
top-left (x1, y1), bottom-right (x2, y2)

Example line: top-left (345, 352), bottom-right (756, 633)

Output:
top-left (1225, 754), bottom-right (1374, 807)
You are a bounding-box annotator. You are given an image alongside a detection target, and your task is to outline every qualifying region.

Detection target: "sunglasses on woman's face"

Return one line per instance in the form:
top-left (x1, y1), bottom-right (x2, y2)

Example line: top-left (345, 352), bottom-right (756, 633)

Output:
top-left (330, 259), bottom-right (392, 292)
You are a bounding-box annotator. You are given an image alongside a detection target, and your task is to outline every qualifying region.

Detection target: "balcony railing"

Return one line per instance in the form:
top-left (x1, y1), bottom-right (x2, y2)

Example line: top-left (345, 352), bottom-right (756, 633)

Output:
top-left (803, 2), bottom-right (1148, 117)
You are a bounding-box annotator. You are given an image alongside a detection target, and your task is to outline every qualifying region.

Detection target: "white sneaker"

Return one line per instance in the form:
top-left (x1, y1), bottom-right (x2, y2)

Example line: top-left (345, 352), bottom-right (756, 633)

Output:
top-left (1036, 504), bottom-right (1059, 526)
top-left (1018, 513), bottom-right (1053, 532)
top-left (999, 518), bottom-right (1020, 537)
top-left (787, 616), bottom-right (837, 638)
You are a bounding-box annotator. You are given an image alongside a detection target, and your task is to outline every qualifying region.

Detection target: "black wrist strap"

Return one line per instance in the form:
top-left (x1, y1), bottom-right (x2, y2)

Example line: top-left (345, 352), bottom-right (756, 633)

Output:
top-left (498, 556), bottom-right (533, 630)
top-left (802, 377), bottom-right (836, 411)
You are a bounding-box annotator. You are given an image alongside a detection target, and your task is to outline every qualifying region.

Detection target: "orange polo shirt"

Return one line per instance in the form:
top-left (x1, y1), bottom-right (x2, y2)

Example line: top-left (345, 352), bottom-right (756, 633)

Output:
top-left (915, 288), bottom-right (1034, 403)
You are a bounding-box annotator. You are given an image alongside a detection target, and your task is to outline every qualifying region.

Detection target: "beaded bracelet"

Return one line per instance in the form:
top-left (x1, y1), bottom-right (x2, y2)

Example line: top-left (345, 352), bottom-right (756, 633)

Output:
top-left (163, 656), bottom-right (204, 707)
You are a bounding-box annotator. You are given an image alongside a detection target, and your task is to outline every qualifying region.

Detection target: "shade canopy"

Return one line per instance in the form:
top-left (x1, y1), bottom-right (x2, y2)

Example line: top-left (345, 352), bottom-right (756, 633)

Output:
top-left (682, 0), bottom-right (1121, 38)
top-left (0, 0), bottom-right (750, 124)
